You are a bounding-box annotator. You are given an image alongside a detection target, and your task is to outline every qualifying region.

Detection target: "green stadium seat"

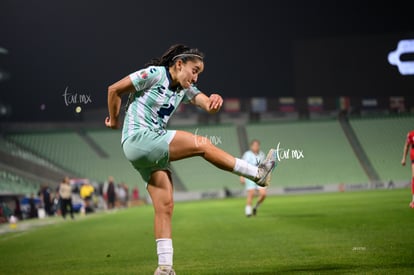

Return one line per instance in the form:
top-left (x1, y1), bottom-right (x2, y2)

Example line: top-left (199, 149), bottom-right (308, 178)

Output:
top-left (349, 115), bottom-right (414, 182)
top-left (7, 130), bottom-right (144, 191)
top-left (170, 125), bottom-right (242, 191)
top-left (9, 115), bottom-right (410, 193)
top-left (246, 120), bottom-right (369, 187)
top-left (0, 169), bottom-right (38, 195)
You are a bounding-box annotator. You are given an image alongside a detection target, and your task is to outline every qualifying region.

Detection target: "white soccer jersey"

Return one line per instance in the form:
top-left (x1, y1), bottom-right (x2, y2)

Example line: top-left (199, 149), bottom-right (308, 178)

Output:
top-left (122, 66), bottom-right (200, 144)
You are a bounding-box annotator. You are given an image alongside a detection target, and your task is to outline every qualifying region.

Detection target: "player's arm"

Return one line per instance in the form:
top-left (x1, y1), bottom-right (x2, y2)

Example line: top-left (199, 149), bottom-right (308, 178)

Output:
top-left (105, 76), bottom-right (136, 129)
top-left (401, 138), bottom-right (410, 166)
top-left (191, 92), bottom-right (223, 114)
top-left (106, 67), bottom-right (161, 129)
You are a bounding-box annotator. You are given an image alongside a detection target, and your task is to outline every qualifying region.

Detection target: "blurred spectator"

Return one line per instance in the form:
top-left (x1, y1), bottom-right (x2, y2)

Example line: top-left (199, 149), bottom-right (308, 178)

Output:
top-left (117, 183), bottom-right (128, 208)
top-left (98, 182), bottom-right (104, 197)
top-left (14, 196), bottom-right (22, 220)
top-left (59, 177), bottom-right (74, 220)
top-left (132, 186), bottom-right (140, 200)
top-left (224, 187), bottom-right (232, 198)
top-left (29, 193), bottom-right (38, 219)
top-left (107, 176), bottom-right (116, 209)
top-left (387, 180), bottom-right (395, 189)
top-left (0, 203), bottom-right (6, 223)
top-left (0, 213), bottom-right (4, 224)
top-left (123, 183), bottom-right (129, 204)
top-left (1, 201), bottom-right (12, 220)
top-left (80, 181), bottom-right (95, 213)
top-left (39, 184), bottom-right (53, 216)
top-left (51, 188), bottom-right (60, 215)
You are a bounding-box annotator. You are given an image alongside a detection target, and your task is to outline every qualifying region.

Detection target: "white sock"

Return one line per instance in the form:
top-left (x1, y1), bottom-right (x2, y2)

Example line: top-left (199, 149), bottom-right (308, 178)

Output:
top-left (233, 158), bottom-right (258, 178)
top-left (245, 205), bottom-right (252, 216)
top-left (156, 238), bottom-right (173, 267)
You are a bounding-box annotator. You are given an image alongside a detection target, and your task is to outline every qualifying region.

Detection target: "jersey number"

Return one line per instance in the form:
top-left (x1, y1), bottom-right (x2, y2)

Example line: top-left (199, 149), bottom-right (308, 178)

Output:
top-left (157, 104), bottom-right (175, 119)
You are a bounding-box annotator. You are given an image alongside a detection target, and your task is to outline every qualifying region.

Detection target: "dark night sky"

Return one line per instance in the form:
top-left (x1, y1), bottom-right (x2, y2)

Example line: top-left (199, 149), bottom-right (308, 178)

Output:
top-left (0, 0), bottom-right (412, 120)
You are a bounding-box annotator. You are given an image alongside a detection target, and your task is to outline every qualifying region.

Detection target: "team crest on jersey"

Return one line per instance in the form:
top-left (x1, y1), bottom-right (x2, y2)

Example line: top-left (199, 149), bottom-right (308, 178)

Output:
top-left (140, 70), bottom-right (148, 79)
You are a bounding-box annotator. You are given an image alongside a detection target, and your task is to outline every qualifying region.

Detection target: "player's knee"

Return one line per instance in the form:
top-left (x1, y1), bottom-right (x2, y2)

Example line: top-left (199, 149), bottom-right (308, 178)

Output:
top-left (157, 199), bottom-right (174, 216)
top-left (196, 136), bottom-right (214, 153)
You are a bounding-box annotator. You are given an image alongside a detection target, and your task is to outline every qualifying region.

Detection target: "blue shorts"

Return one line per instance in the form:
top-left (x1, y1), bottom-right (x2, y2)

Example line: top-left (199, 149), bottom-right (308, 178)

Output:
top-left (122, 129), bottom-right (176, 183)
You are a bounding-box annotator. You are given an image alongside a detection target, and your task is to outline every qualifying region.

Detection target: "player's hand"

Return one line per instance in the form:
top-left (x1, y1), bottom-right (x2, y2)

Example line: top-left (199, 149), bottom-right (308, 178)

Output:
top-left (240, 176), bottom-right (245, 184)
top-left (401, 158), bottom-right (406, 166)
top-left (208, 94), bottom-right (223, 113)
top-left (105, 117), bottom-right (119, 129)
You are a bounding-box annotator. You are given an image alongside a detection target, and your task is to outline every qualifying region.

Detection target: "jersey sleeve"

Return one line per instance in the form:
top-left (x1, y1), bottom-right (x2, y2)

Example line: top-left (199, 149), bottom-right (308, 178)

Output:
top-left (182, 85), bottom-right (201, 103)
top-left (129, 66), bottom-right (161, 93)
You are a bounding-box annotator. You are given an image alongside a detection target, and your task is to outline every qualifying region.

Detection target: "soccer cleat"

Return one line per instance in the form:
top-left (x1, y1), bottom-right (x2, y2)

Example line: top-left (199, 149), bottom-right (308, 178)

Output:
top-left (409, 202), bottom-right (414, 209)
top-left (154, 266), bottom-right (176, 275)
top-left (255, 149), bottom-right (277, 187)
top-left (253, 207), bottom-right (257, 216)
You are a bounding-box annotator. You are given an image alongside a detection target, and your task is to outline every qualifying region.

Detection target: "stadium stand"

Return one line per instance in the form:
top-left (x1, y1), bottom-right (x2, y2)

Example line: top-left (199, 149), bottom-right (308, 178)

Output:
top-left (0, 169), bottom-right (38, 194)
top-left (85, 129), bottom-right (145, 190)
top-left (6, 130), bottom-right (145, 191)
top-left (245, 120), bottom-right (369, 187)
top-left (349, 114), bottom-right (414, 183)
top-left (0, 136), bottom-right (62, 172)
top-left (5, 125), bottom-right (243, 192)
top-left (4, 115), bottom-right (411, 193)
top-left (169, 124), bottom-right (243, 191)
top-left (7, 131), bottom-right (93, 175)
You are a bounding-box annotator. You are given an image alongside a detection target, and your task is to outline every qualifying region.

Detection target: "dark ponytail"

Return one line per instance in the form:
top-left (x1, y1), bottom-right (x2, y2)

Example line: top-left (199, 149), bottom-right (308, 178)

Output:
top-left (145, 44), bottom-right (204, 67)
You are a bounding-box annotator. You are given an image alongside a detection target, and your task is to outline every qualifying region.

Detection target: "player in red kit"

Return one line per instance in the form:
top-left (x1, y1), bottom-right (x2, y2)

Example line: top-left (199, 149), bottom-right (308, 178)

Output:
top-left (401, 130), bottom-right (414, 208)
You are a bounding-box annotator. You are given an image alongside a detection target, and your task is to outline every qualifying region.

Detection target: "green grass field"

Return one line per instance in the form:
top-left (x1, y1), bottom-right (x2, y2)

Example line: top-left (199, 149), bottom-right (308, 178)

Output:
top-left (1, 189), bottom-right (413, 274)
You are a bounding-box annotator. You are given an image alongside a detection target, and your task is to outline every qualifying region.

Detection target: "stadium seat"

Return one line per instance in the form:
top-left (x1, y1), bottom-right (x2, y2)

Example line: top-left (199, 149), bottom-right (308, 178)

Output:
top-left (245, 120), bottom-right (369, 187)
top-left (349, 115), bottom-right (414, 182)
top-left (170, 124), bottom-right (242, 191)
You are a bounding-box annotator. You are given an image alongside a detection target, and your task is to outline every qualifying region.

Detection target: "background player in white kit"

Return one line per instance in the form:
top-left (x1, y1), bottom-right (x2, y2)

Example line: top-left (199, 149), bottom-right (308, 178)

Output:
top-left (240, 140), bottom-right (268, 217)
top-left (105, 44), bottom-right (277, 275)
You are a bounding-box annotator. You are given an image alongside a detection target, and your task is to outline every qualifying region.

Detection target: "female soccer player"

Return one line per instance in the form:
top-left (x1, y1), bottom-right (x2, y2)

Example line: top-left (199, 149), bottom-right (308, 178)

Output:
top-left (401, 129), bottom-right (414, 208)
top-left (105, 44), bottom-right (276, 275)
top-left (240, 139), bottom-right (267, 217)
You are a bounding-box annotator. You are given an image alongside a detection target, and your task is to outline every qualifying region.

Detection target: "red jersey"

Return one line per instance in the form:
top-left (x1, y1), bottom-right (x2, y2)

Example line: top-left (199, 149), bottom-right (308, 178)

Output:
top-left (408, 131), bottom-right (414, 145)
top-left (407, 131), bottom-right (414, 160)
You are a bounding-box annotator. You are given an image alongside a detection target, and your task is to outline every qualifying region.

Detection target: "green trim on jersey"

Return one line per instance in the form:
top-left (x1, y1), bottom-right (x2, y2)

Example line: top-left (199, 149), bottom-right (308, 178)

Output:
top-left (121, 66), bottom-right (200, 144)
